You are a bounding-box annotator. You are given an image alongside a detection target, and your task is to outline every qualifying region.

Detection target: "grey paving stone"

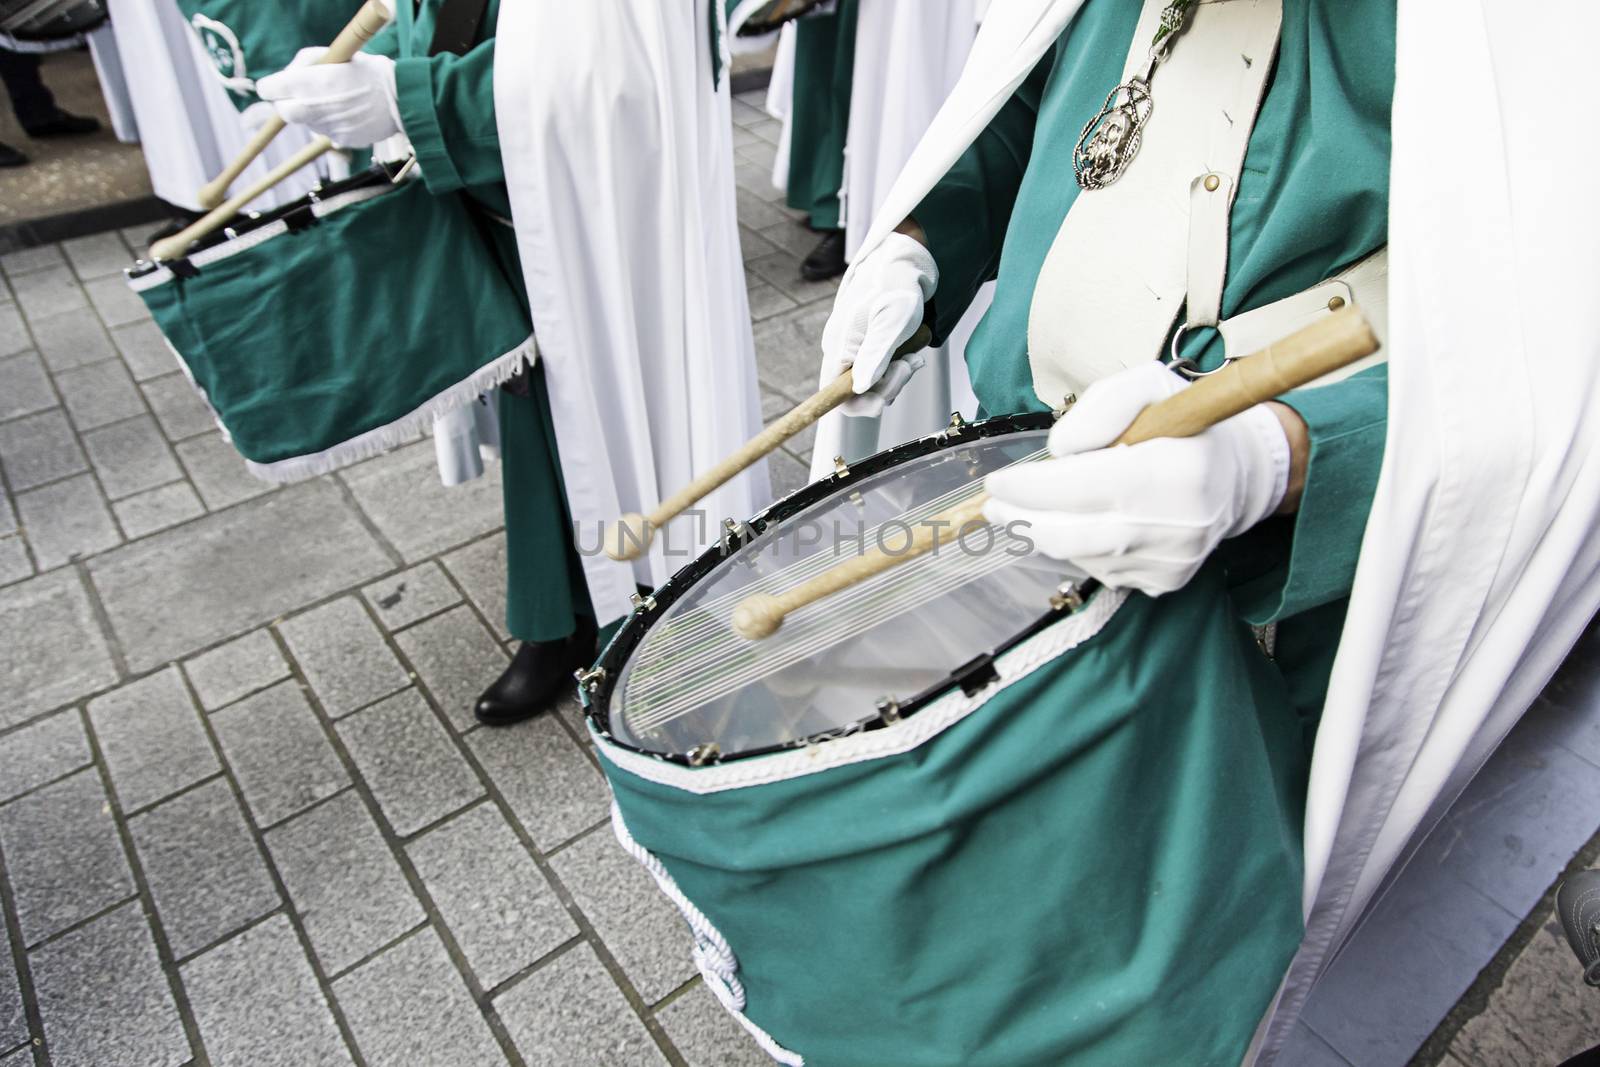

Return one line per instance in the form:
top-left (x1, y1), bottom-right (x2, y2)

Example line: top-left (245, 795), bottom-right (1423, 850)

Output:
top-left (735, 139), bottom-right (778, 170)
top-left (0, 245), bottom-right (65, 277)
top-left (14, 475), bottom-right (120, 570)
top-left (729, 97), bottom-right (765, 127)
top-left (114, 481), bottom-right (204, 539)
top-left (739, 223), bottom-right (780, 265)
top-left (340, 441), bottom-right (503, 561)
top-left (0, 352), bottom-right (56, 420)
top-left (735, 187), bottom-right (789, 232)
top-left (0, 409), bottom-right (86, 491)
top-left (0, 707), bottom-right (91, 804)
top-left (768, 448), bottom-right (809, 500)
top-left (25, 308), bottom-right (114, 373)
top-left (440, 534), bottom-right (509, 638)
top-left (0, 768), bottom-right (134, 945)
top-left (130, 778), bottom-right (280, 959)
top-left (29, 901), bottom-right (189, 1067)
top-left (747, 117), bottom-right (782, 145)
top-left (746, 250), bottom-right (840, 307)
top-left (497, 944), bottom-right (669, 1067)
top-left (0, 940), bottom-right (20, 1052)
top-left (0, 303), bottom-right (24, 358)
top-left (279, 597), bottom-right (409, 719)
top-left (211, 681), bottom-right (348, 828)
top-left (174, 431), bottom-right (272, 510)
top-left (87, 667), bottom-right (218, 812)
top-left (141, 372), bottom-right (215, 442)
top-left (184, 629), bottom-right (289, 711)
top-left (182, 914), bottom-right (354, 1067)
top-left (466, 714), bottom-right (607, 851)
top-left (0, 1046), bottom-right (31, 1065)
top-left (265, 791), bottom-right (425, 976)
top-left (746, 280), bottom-right (797, 322)
top-left (0, 535), bottom-right (30, 586)
top-left (407, 803), bottom-right (577, 989)
top-left (550, 826), bottom-right (696, 1005)
top-left (53, 359), bottom-right (143, 432)
top-left (750, 301), bottom-right (833, 405)
top-left (656, 981), bottom-right (772, 1067)
top-left (88, 478), bottom-right (392, 671)
top-left (81, 414), bottom-right (182, 501)
top-left (83, 275), bottom-right (151, 328)
top-left (336, 689), bottom-right (482, 836)
top-left (0, 569), bottom-right (117, 727)
top-left (8, 267), bottom-right (87, 324)
top-left (119, 227), bottom-right (154, 259)
top-left (0, 492), bottom-right (12, 538)
top-left (362, 561), bottom-right (461, 631)
top-left (110, 320), bottom-right (178, 382)
top-left (1453, 915), bottom-right (1600, 1066)
top-left (394, 605), bottom-right (508, 731)
top-left (333, 927), bottom-right (506, 1067)
top-left (60, 234), bottom-right (132, 281)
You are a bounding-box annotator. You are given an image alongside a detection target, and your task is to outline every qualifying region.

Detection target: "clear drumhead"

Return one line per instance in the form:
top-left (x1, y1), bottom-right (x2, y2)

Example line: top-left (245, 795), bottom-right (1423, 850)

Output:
top-left (608, 425), bottom-right (1073, 760)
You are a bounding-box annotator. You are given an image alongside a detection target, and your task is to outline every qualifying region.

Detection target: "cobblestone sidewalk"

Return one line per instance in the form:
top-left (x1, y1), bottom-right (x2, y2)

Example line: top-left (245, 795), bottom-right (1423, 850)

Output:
top-left (0, 92), bottom-right (827, 1067)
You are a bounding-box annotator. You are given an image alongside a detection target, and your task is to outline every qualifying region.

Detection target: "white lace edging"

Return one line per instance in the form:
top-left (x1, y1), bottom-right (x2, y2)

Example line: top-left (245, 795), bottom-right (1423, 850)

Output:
top-left (610, 803), bottom-right (805, 1066)
top-left (594, 587), bottom-right (1130, 795)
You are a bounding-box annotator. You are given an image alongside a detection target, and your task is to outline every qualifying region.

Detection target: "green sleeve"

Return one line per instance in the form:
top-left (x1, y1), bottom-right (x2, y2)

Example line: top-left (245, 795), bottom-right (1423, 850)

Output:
top-left (1230, 363), bottom-right (1389, 625)
top-left (392, 37), bottom-right (503, 196)
top-left (913, 49), bottom-right (1054, 345)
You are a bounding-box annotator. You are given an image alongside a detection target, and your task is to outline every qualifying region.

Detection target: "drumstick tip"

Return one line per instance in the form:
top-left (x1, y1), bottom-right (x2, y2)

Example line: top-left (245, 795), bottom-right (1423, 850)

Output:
top-left (731, 593), bottom-right (783, 640)
top-left (606, 513), bottom-right (652, 561)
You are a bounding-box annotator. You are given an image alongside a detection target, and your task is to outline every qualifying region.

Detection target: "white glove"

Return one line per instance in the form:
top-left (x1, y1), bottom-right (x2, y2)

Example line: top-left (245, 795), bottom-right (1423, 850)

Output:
top-left (257, 48), bottom-right (401, 148)
top-left (983, 361), bottom-right (1292, 597)
top-left (819, 232), bottom-right (938, 416)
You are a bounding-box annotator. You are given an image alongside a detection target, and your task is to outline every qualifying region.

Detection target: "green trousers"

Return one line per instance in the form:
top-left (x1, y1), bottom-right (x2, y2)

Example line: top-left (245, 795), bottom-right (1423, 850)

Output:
top-left (785, 0), bottom-right (858, 230)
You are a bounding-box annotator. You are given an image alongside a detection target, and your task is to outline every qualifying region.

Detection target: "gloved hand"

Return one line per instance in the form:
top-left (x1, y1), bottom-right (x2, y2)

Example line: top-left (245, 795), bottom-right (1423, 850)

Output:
top-left (983, 361), bottom-right (1292, 597)
top-left (819, 232), bottom-right (938, 416)
top-left (257, 47), bottom-right (401, 148)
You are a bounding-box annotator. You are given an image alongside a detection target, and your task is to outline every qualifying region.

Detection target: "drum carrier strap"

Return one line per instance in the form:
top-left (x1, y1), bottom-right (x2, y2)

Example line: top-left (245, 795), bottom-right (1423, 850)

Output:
top-left (427, 0), bottom-right (490, 57)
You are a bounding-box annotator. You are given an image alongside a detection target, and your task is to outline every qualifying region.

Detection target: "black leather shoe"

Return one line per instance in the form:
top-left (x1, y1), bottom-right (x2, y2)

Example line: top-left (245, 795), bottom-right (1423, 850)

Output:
top-left (1557, 869), bottom-right (1600, 986)
top-left (23, 110), bottom-right (101, 138)
top-left (800, 229), bottom-right (847, 281)
top-left (0, 142), bottom-right (25, 167)
top-left (475, 616), bottom-right (598, 726)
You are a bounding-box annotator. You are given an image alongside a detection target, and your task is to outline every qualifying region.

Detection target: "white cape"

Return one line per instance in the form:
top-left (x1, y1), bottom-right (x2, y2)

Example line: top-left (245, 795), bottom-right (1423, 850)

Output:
top-left (841, 0), bottom-right (1600, 1059)
top-left (494, 1), bottom-right (767, 625)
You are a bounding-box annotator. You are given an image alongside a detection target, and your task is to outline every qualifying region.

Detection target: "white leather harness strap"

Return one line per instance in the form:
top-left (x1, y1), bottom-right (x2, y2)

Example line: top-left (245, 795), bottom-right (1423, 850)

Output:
top-left (1027, 0), bottom-right (1284, 404)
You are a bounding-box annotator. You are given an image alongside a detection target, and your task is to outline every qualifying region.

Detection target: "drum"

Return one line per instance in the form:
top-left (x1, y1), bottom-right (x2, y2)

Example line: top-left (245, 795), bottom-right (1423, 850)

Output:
top-left (731, 0), bottom-right (833, 38)
top-left (0, 0), bottom-right (106, 45)
top-left (127, 166), bottom-right (534, 482)
top-left (586, 413), bottom-right (1310, 1066)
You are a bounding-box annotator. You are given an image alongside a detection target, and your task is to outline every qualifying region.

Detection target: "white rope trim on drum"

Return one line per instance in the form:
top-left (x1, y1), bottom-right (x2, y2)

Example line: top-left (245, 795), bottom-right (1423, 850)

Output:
top-left (593, 586), bottom-right (1132, 795)
top-left (126, 183), bottom-right (395, 290)
top-left (610, 802), bottom-right (806, 1067)
top-left (241, 335), bottom-right (538, 483)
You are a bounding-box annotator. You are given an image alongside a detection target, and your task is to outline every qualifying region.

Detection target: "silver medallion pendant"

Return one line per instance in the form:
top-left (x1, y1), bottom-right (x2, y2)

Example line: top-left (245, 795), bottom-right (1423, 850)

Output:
top-left (1072, 78), bottom-right (1154, 191)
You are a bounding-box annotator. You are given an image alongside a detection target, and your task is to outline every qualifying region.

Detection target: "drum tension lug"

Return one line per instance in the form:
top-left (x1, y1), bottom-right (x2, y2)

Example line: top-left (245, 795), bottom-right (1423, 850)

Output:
top-left (1049, 582), bottom-right (1086, 613)
top-left (687, 742), bottom-right (722, 767)
top-left (168, 258), bottom-right (200, 280)
top-left (721, 517), bottom-right (753, 554)
top-left (875, 697), bottom-right (901, 724)
top-left (575, 665), bottom-right (607, 693)
top-left (949, 652), bottom-right (999, 697)
top-left (629, 591), bottom-right (657, 614)
top-left (282, 202), bottom-right (320, 235)
top-left (939, 411), bottom-right (967, 441)
top-left (1051, 394), bottom-right (1079, 421)
top-left (832, 455), bottom-right (851, 479)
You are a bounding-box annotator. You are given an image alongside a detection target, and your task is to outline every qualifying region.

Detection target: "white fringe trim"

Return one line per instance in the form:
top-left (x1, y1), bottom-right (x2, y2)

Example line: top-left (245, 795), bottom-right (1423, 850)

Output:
top-left (610, 802), bottom-right (806, 1066)
top-left (594, 587), bottom-right (1131, 794)
top-left (242, 335), bottom-right (537, 484)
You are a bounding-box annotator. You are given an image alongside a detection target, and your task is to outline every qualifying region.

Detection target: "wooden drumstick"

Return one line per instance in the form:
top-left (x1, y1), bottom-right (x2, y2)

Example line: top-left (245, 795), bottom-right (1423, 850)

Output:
top-left (195, 0), bottom-right (392, 210)
top-left (606, 324), bottom-right (935, 561)
top-left (731, 306), bottom-right (1380, 640)
top-left (150, 136), bottom-right (335, 262)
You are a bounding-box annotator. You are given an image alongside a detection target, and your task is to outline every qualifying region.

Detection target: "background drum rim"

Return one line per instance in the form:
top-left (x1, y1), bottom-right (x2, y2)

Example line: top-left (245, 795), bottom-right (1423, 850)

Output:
top-left (582, 410), bottom-right (1104, 767)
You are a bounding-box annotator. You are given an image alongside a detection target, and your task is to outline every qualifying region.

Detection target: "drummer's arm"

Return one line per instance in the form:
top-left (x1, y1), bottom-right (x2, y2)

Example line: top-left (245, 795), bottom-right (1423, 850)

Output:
top-left (391, 37), bottom-right (505, 194)
top-left (907, 47), bottom-right (1056, 345)
top-left (1225, 364), bottom-right (1389, 625)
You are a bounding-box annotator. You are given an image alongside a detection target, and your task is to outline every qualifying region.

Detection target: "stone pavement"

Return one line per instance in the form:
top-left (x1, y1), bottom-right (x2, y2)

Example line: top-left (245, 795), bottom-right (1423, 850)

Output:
top-left (0, 92), bottom-right (819, 1067)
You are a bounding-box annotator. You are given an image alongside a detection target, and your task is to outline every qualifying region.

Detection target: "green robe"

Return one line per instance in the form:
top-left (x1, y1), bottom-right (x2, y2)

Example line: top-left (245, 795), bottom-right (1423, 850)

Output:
top-left (377, 1), bottom-right (592, 641)
top-left (784, 0), bottom-right (858, 230)
top-left (914, 0), bottom-right (1396, 722)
